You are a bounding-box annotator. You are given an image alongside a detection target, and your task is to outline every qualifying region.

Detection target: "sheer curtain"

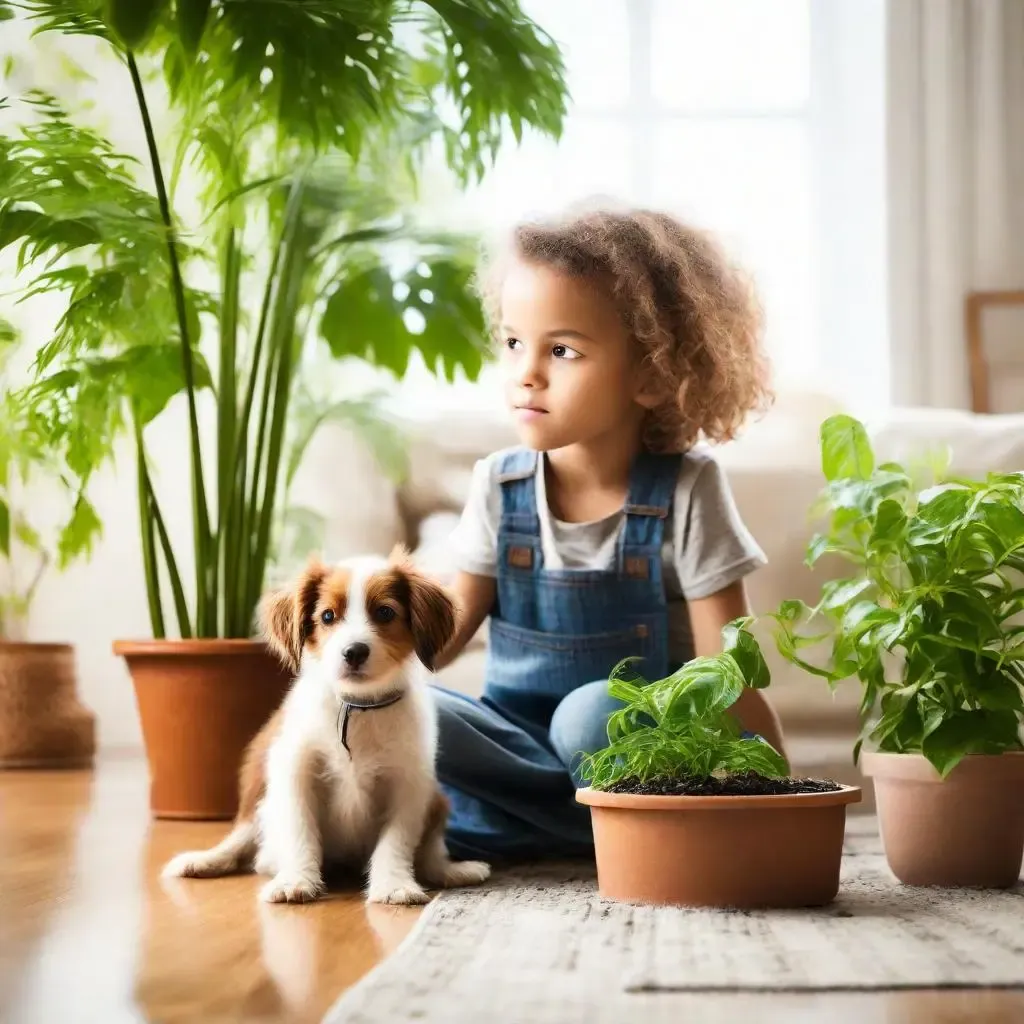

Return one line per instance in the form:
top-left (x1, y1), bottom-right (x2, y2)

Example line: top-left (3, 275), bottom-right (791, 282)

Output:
top-left (887, 0), bottom-right (1024, 410)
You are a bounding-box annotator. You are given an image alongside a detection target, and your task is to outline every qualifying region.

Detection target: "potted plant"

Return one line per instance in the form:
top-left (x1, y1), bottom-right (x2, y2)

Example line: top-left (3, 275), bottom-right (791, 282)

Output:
top-left (575, 620), bottom-right (862, 908)
top-left (0, 319), bottom-right (97, 768)
top-left (0, 1), bottom-right (567, 818)
top-left (772, 414), bottom-right (1024, 888)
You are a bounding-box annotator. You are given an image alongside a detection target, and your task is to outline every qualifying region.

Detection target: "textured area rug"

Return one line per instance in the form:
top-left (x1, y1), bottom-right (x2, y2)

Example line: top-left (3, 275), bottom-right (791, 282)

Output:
top-left (325, 820), bottom-right (1024, 1024)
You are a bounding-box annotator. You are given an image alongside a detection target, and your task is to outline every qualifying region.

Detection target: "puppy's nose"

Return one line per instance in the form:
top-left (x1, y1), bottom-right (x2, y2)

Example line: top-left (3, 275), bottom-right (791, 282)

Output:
top-left (343, 642), bottom-right (370, 668)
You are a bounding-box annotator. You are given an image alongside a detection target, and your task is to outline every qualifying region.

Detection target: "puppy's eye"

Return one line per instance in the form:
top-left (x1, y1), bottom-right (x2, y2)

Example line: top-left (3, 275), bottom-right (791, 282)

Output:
top-left (372, 605), bottom-right (397, 624)
top-left (320, 608), bottom-right (336, 625)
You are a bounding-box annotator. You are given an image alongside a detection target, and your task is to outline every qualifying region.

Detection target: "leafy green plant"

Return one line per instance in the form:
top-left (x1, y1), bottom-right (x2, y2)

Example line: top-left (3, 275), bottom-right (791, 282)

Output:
top-left (0, 319), bottom-right (99, 637)
top-left (772, 413), bottom-right (1024, 778)
top-left (0, 1), bottom-right (568, 640)
top-left (577, 620), bottom-right (788, 790)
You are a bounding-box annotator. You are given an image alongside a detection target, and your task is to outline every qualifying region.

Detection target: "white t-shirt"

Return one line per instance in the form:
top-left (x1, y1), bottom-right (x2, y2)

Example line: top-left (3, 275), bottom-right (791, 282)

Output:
top-left (448, 447), bottom-right (768, 664)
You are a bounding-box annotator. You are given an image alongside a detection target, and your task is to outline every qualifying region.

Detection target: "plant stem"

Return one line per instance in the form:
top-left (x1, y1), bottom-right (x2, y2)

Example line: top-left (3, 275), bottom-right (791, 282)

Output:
top-left (136, 421), bottom-right (192, 638)
top-left (239, 176), bottom-right (306, 629)
top-left (248, 191), bottom-right (309, 620)
top-left (216, 224), bottom-right (240, 635)
top-left (227, 206), bottom-right (289, 635)
top-left (127, 52), bottom-right (212, 637)
top-left (135, 426), bottom-right (165, 639)
top-left (150, 483), bottom-right (193, 640)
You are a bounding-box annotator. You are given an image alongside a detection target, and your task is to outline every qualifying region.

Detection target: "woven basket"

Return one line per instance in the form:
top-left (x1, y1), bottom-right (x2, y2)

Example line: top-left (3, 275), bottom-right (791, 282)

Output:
top-left (0, 641), bottom-right (95, 768)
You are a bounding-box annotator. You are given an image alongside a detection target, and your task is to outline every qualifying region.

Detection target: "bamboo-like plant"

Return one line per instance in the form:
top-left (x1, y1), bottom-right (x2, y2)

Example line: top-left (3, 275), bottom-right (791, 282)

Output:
top-left (0, 1), bottom-right (567, 640)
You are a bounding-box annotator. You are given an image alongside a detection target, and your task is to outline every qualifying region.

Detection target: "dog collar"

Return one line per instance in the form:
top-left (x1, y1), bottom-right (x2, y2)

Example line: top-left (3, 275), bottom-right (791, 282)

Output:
top-left (336, 690), bottom-right (404, 755)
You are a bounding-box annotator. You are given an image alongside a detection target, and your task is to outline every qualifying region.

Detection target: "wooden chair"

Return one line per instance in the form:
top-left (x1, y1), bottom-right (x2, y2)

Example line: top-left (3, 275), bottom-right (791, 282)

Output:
top-left (964, 290), bottom-right (1024, 414)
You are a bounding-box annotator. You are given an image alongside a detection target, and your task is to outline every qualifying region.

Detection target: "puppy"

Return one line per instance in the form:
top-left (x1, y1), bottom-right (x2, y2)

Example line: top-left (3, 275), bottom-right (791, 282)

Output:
top-left (162, 547), bottom-right (490, 905)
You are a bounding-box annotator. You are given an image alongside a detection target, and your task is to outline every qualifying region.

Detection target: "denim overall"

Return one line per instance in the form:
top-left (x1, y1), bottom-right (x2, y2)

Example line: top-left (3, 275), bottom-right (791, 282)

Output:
top-left (433, 446), bottom-right (683, 862)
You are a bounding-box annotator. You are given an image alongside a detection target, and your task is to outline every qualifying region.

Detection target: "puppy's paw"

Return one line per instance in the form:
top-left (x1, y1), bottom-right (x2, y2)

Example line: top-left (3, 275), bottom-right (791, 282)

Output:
top-left (367, 881), bottom-right (430, 906)
top-left (442, 859), bottom-right (491, 888)
top-left (254, 852), bottom-right (276, 877)
top-left (260, 870), bottom-right (324, 904)
top-left (162, 851), bottom-right (226, 879)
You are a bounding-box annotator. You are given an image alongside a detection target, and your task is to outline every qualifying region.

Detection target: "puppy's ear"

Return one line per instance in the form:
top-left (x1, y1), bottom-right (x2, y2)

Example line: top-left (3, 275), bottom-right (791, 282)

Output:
top-left (259, 558), bottom-right (328, 672)
top-left (389, 546), bottom-right (457, 671)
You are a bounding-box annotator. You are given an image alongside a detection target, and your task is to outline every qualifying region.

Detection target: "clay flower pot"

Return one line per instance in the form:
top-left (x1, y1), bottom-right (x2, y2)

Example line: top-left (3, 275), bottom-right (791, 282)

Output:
top-left (861, 750), bottom-right (1024, 888)
top-left (576, 784), bottom-right (862, 908)
top-left (115, 639), bottom-right (292, 820)
top-left (0, 641), bottom-right (96, 768)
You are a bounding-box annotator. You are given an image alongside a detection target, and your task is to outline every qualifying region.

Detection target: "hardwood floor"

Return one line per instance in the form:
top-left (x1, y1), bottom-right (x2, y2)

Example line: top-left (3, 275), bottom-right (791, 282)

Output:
top-left (1, 754), bottom-right (1022, 1023)
top-left (0, 754), bottom-right (419, 1024)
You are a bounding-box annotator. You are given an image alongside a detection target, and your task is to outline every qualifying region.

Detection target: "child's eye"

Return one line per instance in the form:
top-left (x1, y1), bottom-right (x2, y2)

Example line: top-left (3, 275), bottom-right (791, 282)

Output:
top-left (504, 336), bottom-right (521, 351)
top-left (552, 343), bottom-right (581, 360)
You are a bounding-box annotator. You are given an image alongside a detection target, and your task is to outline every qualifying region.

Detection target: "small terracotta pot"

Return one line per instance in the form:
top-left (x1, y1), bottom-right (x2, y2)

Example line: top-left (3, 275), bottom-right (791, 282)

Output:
top-left (115, 639), bottom-right (292, 820)
top-left (0, 641), bottom-right (96, 768)
top-left (576, 784), bottom-right (862, 908)
top-left (861, 750), bottom-right (1024, 888)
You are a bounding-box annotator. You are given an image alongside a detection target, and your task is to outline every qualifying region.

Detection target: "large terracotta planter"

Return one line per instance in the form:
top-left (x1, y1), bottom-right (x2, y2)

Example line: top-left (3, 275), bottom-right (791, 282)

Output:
top-left (576, 784), bottom-right (862, 908)
top-left (861, 750), bottom-right (1024, 888)
top-left (0, 641), bottom-right (95, 768)
top-left (115, 639), bottom-right (292, 820)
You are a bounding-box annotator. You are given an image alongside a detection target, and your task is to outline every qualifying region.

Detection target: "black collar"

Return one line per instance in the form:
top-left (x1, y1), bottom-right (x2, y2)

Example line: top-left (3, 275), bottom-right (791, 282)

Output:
top-left (336, 690), bottom-right (404, 755)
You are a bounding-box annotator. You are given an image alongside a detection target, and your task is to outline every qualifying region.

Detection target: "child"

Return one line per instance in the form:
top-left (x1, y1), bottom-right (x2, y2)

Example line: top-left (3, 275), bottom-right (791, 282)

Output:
top-left (432, 205), bottom-right (785, 862)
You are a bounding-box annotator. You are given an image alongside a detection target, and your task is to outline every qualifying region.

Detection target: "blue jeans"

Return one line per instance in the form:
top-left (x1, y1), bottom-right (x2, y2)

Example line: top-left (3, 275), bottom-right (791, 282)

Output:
top-left (433, 680), bottom-right (622, 862)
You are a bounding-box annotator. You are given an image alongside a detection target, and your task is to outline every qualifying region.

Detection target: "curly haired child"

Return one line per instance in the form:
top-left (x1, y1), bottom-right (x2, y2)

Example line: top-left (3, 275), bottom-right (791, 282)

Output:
top-left (431, 205), bottom-right (786, 861)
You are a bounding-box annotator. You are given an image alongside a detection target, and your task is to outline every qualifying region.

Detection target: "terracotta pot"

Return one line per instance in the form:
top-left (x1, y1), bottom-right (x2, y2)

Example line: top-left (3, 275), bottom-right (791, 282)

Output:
top-left (861, 750), bottom-right (1024, 888)
top-left (576, 784), bottom-right (862, 908)
top-left (115, 639), bottom-right (292, 820)
top-left (0, 641), bottom-right (95, 768)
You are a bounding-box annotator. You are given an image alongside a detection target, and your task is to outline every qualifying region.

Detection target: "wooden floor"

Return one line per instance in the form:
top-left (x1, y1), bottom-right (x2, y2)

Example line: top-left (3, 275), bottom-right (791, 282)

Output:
top-left (0, 754), bottom-right (420, 1024)
top-left (1, 755), bottom-right (1022, 1024)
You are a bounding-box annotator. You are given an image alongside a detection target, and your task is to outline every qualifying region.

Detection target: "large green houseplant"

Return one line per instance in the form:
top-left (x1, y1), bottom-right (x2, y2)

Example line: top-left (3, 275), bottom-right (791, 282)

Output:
top-left (0, 318), bottom-right (97, 767)
top-left (0, 0), bottom-right (568, 817)
top-left (772, 414), bottom-right (1024, 887)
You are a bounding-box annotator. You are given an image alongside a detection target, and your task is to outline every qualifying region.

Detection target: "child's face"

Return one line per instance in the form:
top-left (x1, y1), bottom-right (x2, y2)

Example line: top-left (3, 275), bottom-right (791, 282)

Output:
top-left (498, 258), bottom-right (651, 452)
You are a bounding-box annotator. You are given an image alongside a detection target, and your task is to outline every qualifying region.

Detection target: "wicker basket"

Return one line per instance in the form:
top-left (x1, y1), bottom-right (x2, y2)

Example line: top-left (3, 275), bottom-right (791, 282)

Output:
top-left (0, 642), bottom-right (95, 768)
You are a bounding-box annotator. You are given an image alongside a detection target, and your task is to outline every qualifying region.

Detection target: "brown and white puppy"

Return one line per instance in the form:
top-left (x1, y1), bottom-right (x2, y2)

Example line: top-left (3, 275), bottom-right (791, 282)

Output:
top-left (162, 547), bottom-right (490, 905)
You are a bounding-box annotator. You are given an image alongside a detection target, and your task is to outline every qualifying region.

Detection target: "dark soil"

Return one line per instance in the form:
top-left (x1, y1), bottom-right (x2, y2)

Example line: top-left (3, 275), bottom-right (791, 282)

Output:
top-left (605, 771), bottom-right (843, 797)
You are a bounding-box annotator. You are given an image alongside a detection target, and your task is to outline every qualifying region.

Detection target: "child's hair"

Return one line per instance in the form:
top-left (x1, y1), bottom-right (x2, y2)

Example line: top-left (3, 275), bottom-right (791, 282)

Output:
top-left (479, 205), bottom-right (773, 453)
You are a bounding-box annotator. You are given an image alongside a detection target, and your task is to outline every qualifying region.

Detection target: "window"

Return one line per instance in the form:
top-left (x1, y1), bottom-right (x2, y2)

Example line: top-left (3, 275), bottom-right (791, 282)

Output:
top-left (393, 0), bottom-right (887, 415)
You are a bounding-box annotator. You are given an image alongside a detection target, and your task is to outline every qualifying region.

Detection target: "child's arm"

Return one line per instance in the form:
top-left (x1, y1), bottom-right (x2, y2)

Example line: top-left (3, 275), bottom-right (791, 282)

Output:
top-left (434, 570), bottom-right (496, 672)
top-left (687, 579), bottom-right (788, 763)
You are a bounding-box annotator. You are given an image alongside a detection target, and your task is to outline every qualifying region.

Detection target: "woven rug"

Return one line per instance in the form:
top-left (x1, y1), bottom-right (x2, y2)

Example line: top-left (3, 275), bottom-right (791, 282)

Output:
top-left (325, 820), bottom-right (1024, 1024)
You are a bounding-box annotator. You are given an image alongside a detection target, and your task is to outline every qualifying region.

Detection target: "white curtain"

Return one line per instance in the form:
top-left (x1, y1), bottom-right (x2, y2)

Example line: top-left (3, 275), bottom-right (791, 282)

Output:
top-left (887, 0), bottom-right (1024, 409)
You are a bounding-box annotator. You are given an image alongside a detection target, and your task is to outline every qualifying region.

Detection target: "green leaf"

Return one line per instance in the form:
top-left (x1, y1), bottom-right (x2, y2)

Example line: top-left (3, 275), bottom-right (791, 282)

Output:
top-left (870, 498), bottom-right (907, 547)
top-left (916, 486), bottom-right (971, 529)
top-left (57, 493), bottom-right (102, 568)
top-left (320, 253), bottom-right (488, 383)
top-left (104, 0), bottom-right (166, 49)
top-left (973, 676), bottom-right (1024, 713)
top-left (722, 618), bottom-right (771, 689)
top-left (820, 414), bottom-right (874, 482)
top-left (176, 0), bottom-right (211, 55)
top-left (14, 518), bottom-right (43, 552)
top-left (818, 577), bottom-right (873, 613)
top-left (0, 4), bottom-right (15, 23)
top-left (128, 344), bottom-right (214, 425)
top-left (805, 532), bottom-right (832, 566)
top-left (0, 498), bottom-right (9, 557)
top-left (921, 710), bottom-right (1023, 778)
